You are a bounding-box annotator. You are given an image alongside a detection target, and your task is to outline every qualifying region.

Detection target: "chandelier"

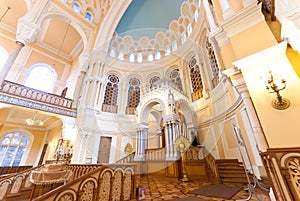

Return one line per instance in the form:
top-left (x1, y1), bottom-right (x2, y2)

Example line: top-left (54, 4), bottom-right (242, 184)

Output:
top-left (26, 111), bottom-right (44, 126)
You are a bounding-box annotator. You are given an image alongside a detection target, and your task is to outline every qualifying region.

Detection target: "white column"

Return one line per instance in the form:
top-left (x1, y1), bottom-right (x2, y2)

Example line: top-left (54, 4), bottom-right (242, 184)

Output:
top-left (203, 0), bottom-right (217, 31)
top-left (218, 0), bottom-right (234, 19)
top-left (0, 42), bottom-right (24, 86)
top-left (134, 123), bottom-right (148, 161)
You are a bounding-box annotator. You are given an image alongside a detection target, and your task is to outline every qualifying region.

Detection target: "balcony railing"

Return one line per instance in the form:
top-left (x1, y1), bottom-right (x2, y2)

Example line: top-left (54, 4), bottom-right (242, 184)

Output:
top-left (0, 80), bottom-right (76, 117)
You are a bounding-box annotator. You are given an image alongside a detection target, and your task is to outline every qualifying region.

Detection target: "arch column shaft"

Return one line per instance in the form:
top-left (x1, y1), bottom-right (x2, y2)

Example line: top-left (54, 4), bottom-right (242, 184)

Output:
top-left (0, 41), bottom-right (24, 86)
top-left (203, 0), bottom-right (218, 31)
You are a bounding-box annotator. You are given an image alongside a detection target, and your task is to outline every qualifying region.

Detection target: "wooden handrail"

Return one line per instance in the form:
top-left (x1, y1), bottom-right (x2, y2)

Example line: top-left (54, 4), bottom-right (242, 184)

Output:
top-left (33, 164), bottom-right (136, 201)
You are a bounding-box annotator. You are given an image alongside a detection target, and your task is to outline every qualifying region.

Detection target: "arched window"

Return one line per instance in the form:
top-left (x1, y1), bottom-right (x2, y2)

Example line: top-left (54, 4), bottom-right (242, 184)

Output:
top-left (0, 46), bottom-right (8, 71)
top-left (206, 39), bottom-right (220, 88)
top-left (72, 2), bottom-right (80, 13)
top-left (181, 32), bottom-right (186, 43)
top-left (110, 47), bottom-right (116, 58)
top-left (165, 46), bottom-right (171, 56)
top-left (189, 56), bottom-right (203, 101)
top-left (129, 53), bottom-right (135, 62)
top-left (172, 41), bottom-right (178, 51)
top-left (155, 51), bottom-right (161, 60)
top-left (24, 64), bottom-right (57, 93)
top-left (187, 24), bottom-right (192, 36)
top-left (170, 69), bottom-right (183, 91)
top-left (102, 74), bottom-right (119, 113)
top-left (149, 76), bottom-right (160, 89)
top-left (118, 51), bottom-right (124, 60)
top-left (126, 78), bottom-right (140, 115)
top-left (147, 53), bottom-right (154, 62)
top-left (0, 131), bottom-right (31, 166)
top-left (85, 12), bottom-right (92, 22)
top-left (137, 52), bottom-right (143, 63)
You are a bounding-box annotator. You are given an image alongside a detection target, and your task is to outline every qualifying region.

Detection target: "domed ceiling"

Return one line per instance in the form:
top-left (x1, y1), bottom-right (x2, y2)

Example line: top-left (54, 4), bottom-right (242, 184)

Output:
top-left (116, 0), bottom-right (185, 40)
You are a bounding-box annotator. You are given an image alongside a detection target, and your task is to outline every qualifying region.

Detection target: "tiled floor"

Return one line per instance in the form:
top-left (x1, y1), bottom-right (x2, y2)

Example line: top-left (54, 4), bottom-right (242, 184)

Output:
top-left (131, 175), bottom-right (271, 201)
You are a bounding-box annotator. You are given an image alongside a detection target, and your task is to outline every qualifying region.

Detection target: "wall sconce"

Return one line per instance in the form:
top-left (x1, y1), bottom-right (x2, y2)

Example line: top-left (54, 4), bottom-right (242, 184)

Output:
top-left (262, 70), bottom-right (290, 110)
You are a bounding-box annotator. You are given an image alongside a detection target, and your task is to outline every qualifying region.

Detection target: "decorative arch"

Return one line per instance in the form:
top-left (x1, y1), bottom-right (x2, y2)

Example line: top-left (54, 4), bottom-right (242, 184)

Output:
top-left (138, 98), bottom-right (166, 124)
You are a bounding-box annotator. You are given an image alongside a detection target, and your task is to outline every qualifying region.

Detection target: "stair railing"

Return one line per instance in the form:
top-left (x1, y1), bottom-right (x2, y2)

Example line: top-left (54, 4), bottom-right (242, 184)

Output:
top-left (204, 152), bottom-right (220, 183)
top-left (145, 148), bottom-right (166, 161)
top-left (115, 152), bottom-right (135, 164)
top-left (0, 165), bottom-right (43, 201)
top-left (33, 164), bottom-right (136, 201)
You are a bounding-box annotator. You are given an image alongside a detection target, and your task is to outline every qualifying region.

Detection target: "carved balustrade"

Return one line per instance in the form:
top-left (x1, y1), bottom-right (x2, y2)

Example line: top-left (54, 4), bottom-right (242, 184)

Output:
top-left (125, 106), bottom-right (136, 115)
top-left (260, 147), bottom-right (300, 201)
top-left (204, 153), bottom-right (220, 183)
top-left (0, 80), bottom-right (76, 117)
top-left (33, 164), bottom-right (136, 201)
top-left (186, 146), bottom-right (205, 161)
top-left (102, 103), bottom-right (118, 113)
top-left (0, 166), bottom-right (42, 201)
top-left (145, 148), bottom-right (166, 161)
top-left (115, 153), bottom-right (135, 164)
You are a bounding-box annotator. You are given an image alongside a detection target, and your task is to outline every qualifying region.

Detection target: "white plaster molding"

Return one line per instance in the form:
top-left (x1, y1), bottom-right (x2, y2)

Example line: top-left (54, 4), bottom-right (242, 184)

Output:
top-left (281, 8), bottom-right (300, 52)
top-left (232, 41), bottom-right (287, 69)
top-left (221, 2), bottom-right (265, 38)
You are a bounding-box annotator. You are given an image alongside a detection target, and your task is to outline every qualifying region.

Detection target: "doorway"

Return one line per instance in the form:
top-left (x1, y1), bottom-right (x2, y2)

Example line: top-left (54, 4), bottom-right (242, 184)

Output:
top-left (97, 136), bottom-right (112, 163)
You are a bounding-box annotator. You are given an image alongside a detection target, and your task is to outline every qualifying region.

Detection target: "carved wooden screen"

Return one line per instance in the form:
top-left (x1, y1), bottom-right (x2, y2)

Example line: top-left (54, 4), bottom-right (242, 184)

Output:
top-left (206, 40), bottom-right (220, 88)
top-left (170, 69), bottom-right (183, 91)
top-left (189, 56), bottom-right (203, 101)
top-left (126, 78), bottom-right (140, 115)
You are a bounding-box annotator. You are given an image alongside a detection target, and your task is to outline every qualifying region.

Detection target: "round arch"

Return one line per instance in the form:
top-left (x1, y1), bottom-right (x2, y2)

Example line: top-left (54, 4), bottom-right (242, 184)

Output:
top-left (138, 98), bottom-right (167, 124)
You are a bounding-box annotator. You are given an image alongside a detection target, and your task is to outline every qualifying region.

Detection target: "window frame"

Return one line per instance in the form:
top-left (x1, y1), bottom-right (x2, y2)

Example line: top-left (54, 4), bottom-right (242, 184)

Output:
top-left (0, 130), bottom-right (33, 166)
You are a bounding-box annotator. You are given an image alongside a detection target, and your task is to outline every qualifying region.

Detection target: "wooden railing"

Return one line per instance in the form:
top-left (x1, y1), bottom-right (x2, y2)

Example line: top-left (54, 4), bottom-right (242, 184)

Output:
top-left (0, 165), bottom-right (42, 201)
top-left (115, 153), bottom-right (135, 164)
top-left (204, 153), bottom-right (220, 183)
top-left (0, 80), bottom-right (76, 117)
top-left (125, 106), bottom-right (136, 115)
top-left (33, 164), bottom-right (136, 201)
top-left (0, 164), bottom-right (117, 201)
top-left (102, 103), bottom-right (118, 113)
top-left (261, 147), bottom-right (300, 201)
top-left (0, 165), bottom-right (32, 177)
top-left (186, 146), bottom-right (205, 161)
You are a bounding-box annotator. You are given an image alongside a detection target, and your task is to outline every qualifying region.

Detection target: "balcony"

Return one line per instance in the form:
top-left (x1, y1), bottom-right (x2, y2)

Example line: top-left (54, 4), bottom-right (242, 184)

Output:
top-left (0, 80), bottom-right (77, 117)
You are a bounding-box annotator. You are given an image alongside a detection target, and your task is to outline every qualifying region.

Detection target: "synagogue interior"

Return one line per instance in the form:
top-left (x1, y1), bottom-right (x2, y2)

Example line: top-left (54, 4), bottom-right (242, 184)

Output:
top-left (0, 0), bottom-right (300, 200)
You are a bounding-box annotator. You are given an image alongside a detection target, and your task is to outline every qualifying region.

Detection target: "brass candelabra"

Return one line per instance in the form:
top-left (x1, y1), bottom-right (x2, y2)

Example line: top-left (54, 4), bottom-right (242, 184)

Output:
top-left (262, 70), bottom-right (290, 110)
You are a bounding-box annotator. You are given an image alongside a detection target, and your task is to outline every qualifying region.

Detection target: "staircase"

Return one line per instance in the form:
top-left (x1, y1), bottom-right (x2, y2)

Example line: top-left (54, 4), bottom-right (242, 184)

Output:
top-left (216, 159), bottom-right (248, 186)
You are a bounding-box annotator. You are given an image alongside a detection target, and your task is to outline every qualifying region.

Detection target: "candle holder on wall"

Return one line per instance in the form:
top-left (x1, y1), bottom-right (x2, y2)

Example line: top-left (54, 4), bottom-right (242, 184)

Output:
top-left (262, 70), bottom-right (290, 110)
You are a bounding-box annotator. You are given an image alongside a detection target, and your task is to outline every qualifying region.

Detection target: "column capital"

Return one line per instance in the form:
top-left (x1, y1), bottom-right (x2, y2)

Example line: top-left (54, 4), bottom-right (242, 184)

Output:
top-left (79, 53), bottom-right (91, 68)
top-left (16, 18), bottom-right (39, 45)
top-left (136, 122), bottom-right (149, 130)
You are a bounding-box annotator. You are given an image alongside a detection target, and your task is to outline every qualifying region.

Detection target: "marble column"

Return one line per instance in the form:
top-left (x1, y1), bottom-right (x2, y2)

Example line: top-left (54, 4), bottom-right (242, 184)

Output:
top-left (0, 41), bottom-right (24, 86)
top-left (134, 123), bottom-right (148, 161)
